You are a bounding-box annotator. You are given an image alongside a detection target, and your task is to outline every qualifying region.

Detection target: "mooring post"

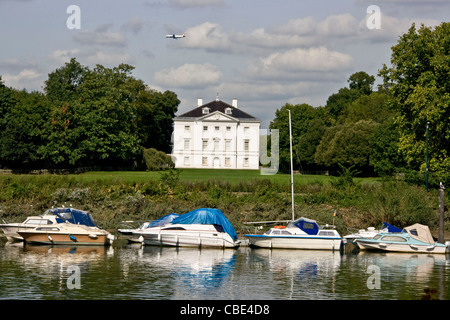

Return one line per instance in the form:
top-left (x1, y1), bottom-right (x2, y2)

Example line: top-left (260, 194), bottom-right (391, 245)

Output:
top-left (438, 182), bottom-right (445, 244)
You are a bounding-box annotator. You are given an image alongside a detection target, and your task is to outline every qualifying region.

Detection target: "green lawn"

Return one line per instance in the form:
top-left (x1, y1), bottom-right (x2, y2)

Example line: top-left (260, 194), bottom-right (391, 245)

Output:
top-left (72, 169), bottom-right (338, 185)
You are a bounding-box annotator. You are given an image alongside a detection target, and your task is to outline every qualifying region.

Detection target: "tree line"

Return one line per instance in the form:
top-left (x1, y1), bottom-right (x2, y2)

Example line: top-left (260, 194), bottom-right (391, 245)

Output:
top-left (270, 23), bottom-right (449, 186)
top-left (0, 58), bottom-right (179, 171)
top-left (0, 23), bottom-right (448, 185)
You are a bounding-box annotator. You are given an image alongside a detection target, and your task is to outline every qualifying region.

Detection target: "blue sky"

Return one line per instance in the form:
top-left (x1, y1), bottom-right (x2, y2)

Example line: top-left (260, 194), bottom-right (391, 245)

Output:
top-left (0, 0), bottom-right (448, 127)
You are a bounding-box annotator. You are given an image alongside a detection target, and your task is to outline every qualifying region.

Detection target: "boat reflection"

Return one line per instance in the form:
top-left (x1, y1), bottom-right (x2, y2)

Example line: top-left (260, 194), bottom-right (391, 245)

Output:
top-left (122, 245), bottom-right (238, 299)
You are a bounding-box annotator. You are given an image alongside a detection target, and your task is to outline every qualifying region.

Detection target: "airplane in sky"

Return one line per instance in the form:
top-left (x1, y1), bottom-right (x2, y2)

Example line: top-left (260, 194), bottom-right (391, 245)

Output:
top-left (166, 33), bottom-right (186, 39)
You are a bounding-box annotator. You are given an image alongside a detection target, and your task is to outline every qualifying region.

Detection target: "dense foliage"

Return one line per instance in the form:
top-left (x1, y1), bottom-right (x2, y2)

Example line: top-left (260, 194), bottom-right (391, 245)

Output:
top-left (270, 22), bottom-right (449, 185)
top-left (0, 58), bottom-right (179, 171)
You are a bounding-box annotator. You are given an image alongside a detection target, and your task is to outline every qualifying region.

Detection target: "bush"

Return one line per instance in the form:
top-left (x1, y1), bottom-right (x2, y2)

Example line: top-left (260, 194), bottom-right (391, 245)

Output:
top-left (142, 148), bottom-right (174, 171)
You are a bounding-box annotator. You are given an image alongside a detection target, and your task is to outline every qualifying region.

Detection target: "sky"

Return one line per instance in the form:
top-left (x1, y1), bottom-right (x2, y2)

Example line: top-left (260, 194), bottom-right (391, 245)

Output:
top-left (0, 0), bottom-right (448, 128)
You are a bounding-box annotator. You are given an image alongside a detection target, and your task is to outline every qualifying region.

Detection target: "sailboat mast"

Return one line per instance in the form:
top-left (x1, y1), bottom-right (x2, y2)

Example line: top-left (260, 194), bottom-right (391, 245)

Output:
top-left (288, 110), bottom-right (294, 222)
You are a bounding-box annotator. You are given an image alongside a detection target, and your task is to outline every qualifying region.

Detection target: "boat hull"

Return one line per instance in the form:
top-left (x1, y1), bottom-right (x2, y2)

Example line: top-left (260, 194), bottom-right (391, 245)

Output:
top-left (0, 225), bottom-right (36, 242)
top-left (245, 235), bottom-right (341, 250)
top-left (142, 231), bottom-right (239, 248)
top-left (19, 231), bottom-right (110, 246)
top-left (356, 240), bottom-right (447, 254)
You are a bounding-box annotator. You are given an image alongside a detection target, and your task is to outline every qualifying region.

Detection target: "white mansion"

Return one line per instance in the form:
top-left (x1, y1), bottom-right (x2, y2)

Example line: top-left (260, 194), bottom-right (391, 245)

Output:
top-left (172, 98), bottom-right (260, 169)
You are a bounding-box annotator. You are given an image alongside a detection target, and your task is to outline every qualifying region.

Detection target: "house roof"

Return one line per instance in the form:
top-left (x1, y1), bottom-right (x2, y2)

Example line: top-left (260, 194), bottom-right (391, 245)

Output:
top-left (176, 100), bottom-right (259, 120)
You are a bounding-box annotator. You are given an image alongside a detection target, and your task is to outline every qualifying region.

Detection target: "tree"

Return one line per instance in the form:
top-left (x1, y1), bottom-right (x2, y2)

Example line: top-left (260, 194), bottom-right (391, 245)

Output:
top-left (379, 22), bottom-right (450, 183)
top-left (315, 120), bottom-right (379, 172)
top-left (0, 91), bottom-right (52, 170)
top-left (269, 103), bottom-right (325, 172)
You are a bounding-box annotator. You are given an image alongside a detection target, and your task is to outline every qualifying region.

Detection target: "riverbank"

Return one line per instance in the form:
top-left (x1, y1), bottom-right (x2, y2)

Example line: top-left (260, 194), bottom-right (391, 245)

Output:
top-left (0, 170), bottom-right (447, 236)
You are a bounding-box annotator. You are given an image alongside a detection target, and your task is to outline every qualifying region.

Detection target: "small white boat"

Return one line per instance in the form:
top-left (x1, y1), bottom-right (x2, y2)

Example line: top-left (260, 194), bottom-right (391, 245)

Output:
top-left (138, 208), bottom-right (240, 248)
top-left (245, 217), bottom-right (342, 250)
top-left (244, 111), bottom-right (341, 251)
top-left (356, 223), bottom-right (448, 254)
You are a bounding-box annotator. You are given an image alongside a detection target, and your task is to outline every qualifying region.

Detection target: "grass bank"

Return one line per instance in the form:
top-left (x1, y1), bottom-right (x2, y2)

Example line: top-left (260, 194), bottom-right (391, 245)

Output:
top-left (0, 169), bottom-right (447, 237)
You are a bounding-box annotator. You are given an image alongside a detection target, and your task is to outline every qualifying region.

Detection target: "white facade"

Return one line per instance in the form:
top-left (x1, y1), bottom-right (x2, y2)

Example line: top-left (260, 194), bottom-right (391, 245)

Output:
top-left (172, 98), bottom-right (260, 169)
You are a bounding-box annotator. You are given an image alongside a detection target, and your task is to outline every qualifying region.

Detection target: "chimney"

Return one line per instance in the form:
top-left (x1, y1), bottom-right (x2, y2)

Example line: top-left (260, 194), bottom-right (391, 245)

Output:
top-left (232, 98), bottom-right (238, 108)
top-left (197, 98), bottom-right (203, 107)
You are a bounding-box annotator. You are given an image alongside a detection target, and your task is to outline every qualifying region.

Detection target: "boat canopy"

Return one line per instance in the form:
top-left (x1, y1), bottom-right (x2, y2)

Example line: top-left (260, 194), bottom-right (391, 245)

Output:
top-left (171, 208), bottom-right (238, 241)
top-left (403, 224), bottom-right (435, 244)
top-left (381, 222), bottom-right (402, 233)
top-left (148, 213), bottom-right (180, 228)
top-left (48, 207), bottom-right (97, 227)
top-left (289, 217), bottom-right (319, 235)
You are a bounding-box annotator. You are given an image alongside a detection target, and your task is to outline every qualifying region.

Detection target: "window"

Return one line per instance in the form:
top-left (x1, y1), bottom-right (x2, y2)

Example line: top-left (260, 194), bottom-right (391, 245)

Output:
top-left (244, 126), bottom-right (249, 133)
top-left (225, 108), bottom-right (232, 115)
top-left (202, 157), bottom-right (208, 166)
top-left (226, 126), bottom-right (231, 132)
top-left (202, 140), bottom-right (208, 150)
top-left (215, 126), bottom-right (219, 131)
top-left (203, 126), bottom-right (208, 131)
top-left (244, 139), bottom-right (249, 151)
top-left (184, 139), bottom-right (190, 150)
top-left (381, 236), bottom-right (407, 242)
top-left (225, 140), bottom-right (231, 151)
top-left (318, 231), bottom-right (335, 236)
top-left (202, 107), bottom-right (210, 114)
top-left (225, 157), bottom-right (231, 167)
top-left (184, 156), bottom-right (190, 166)
top-left (244, 157), bottom-right (249, 166)
top-left (184, 125), bottom-right (190, 132)
top-left (214, 140), bottom-right (220, 151)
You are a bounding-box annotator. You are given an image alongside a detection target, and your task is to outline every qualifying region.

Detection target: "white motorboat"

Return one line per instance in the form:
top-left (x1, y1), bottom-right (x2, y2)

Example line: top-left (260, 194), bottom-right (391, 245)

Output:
top-left (0, 207), bottom-right (108, 242)
top-left (245, 217), bottom-right (342, 250)
top-left (138, 208), bottom-right (240, 248)
top-left (244, 110), bottom-right (342, 251)
top-left (12, 207), bottom-right (114, 246)
top-left (119, 213), bottom-right (180, 243)
top-left (355, 223), bottom-right (448, 254)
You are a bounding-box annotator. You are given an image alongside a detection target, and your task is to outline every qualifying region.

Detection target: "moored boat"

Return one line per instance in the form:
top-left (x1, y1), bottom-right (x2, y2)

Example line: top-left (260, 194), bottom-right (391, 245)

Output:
top-left (16, 207), bottom-right (114, 246)
top-left (138, 208), bottom-right (240, 248)
top-left (355, 223), bottom-right (448, 254)
top-left (119, 213), bottom-right (180, 243)
top-left (245, 217), bottom-right (342, 250)
top-left (0, 207), bottom-right (106, 242)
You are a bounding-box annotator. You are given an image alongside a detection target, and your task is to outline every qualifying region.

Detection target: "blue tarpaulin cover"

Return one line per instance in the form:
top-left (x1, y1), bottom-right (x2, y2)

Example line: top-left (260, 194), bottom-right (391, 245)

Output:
top-left (49, 207), bottom-right (97, 227)
top-left (171, 208), bottom-right (238, 241)
top-left (148, 213), bottom-right (180, 227)
top-left (381, 222), bottom-right (402, 233)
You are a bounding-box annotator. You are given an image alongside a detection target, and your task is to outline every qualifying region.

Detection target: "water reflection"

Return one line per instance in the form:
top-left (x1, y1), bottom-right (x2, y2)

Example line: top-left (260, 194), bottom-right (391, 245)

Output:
top-left (1, 241), bottom-right (450, 300)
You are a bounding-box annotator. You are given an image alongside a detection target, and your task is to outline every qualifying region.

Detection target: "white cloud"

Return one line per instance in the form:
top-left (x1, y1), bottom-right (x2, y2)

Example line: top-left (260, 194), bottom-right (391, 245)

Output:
top-left (247, 47), bottom-right (353, 80)
top-left (73, 25), bottom-right (127, 47)
top-left (48, 49), bottom-right (80, 65)
top-left (84, 51), bottom-right (133, 66)
top-left (153, 63), bottom-right (223, 89)
top-left (2, 69), bottom-right (42, 90)
top-left (121, 17), bottom-right (145, 35)
top-left (180, 22), bottom-right (231, 52)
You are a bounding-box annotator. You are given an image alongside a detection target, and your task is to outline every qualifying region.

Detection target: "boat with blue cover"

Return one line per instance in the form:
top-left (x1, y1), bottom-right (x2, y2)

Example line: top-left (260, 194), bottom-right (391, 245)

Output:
top-left (16, 207), bottom-right (114, 246)
top-left (245, 217), bottom-right (341, 250)
top-left (138, 208), bottom-right (240, 248)
top-left (355, 223), bottom-right (448, 254)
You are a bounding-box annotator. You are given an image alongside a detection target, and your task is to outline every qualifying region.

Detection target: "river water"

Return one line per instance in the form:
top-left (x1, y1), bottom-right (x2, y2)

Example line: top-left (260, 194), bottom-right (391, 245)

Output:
top-left (1, 240), bottom-right (449, 301)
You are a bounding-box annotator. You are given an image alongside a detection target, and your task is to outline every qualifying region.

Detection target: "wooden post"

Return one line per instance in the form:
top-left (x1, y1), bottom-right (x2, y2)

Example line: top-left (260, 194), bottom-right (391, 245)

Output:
top-left (438, 182), bottom-right (445, 244)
